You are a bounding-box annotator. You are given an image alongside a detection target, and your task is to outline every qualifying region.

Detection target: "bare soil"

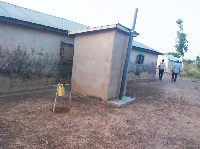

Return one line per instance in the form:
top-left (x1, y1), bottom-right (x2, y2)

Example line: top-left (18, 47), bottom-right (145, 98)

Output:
top-left (0, 73), bottom-right (200, 149)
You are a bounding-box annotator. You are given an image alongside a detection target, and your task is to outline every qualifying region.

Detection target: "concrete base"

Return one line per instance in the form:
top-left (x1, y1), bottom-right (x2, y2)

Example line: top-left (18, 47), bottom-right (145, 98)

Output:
top-left (107, 96), bottom-right (135, 108)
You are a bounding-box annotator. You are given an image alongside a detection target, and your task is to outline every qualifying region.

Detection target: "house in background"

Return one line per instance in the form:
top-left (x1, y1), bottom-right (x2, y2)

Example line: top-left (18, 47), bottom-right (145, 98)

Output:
top-left (128, 40), bottom-right (163, 80)
top-left (157, 54), bottom-right (182, 72)
top-left (0, 1), bottom-right (88, 92)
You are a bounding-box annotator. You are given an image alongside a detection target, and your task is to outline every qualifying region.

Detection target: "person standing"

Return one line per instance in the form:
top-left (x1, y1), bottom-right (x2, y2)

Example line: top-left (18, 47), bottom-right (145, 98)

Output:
top-left (158, 59), bottom-right (166, 80)
top-left (171, 63), bottom-right (181, 82)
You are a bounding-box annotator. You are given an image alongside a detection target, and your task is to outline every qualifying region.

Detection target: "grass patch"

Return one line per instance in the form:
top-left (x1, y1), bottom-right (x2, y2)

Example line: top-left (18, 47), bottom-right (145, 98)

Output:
top-left (161, 67), bottom-right (200, 80)
top-left (180, 67), bottom-right (200, 79)
top-left (187, 69), bottom-right (200, 79)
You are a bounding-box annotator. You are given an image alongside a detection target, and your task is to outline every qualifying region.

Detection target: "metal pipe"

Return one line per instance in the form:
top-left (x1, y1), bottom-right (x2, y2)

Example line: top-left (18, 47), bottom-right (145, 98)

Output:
top-left (119, 8), bottom-right (138, 100)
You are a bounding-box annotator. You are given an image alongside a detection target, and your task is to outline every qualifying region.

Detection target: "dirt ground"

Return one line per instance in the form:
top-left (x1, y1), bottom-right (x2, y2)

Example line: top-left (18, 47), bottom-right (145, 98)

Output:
top-left (1, 73), bottom-right (200, 149)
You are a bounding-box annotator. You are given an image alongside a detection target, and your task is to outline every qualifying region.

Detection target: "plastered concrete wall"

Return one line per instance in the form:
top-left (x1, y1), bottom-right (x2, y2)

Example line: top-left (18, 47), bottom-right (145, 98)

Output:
top-left (0, 22), bottom-right (74, 93)
top-left (71, 30), bottom-right (115, 101)
top-left (128, 48), bottom-right (158, 80)
top-left (107, 30), bottom-right (129, 99)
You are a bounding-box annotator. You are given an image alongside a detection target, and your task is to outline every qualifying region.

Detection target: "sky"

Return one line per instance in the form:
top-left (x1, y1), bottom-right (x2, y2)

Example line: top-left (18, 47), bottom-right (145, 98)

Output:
top-left (1, 0), bottom-right (200, 60)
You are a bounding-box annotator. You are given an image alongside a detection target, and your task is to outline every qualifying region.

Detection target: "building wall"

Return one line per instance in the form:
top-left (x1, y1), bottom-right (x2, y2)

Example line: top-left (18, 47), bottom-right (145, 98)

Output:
top-left (71, 30), bottom-right (115, 101)
top-left (128, 48), bottom-right (158, 80)
top-left (0, 22), bottom-right (74, 93)
top-left (107, 30), bottom-right (129, 99)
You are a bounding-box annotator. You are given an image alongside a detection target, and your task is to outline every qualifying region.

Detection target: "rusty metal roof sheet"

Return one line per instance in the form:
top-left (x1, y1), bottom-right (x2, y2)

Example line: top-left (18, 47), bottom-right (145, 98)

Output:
top-left (0, 1), bottom-right (89, 32)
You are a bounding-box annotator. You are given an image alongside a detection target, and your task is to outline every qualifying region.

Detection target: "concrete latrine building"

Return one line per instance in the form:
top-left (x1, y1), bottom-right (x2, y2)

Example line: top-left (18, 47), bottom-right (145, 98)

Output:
top-left (68, 24), bottom-right (162, 101)
top-left (69, 24), bottom-right (138, 101)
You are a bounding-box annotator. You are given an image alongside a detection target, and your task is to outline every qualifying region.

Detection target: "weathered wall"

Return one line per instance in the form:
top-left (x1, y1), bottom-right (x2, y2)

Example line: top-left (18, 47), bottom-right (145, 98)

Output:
top-left (128, 48), bottom-right (158, 80)
top-left (107, 30), bottom-right (129, 99)
top-left (0, 22), bottom-right (74, 93)
top-left (71, 30), bottom-right (115, 101)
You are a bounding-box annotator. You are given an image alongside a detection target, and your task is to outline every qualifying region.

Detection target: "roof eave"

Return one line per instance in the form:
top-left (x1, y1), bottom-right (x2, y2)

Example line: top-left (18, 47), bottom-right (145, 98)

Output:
top-left (133, 46), bottom-right (163, 55)
top-left (68, 23), bottom-right (139, 37)
top-left (0, 16), bottom-right (68, 34)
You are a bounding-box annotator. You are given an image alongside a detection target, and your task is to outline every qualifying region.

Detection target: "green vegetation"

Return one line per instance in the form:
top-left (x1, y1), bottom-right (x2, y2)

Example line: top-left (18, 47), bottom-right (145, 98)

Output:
top-left (183, 59), bottom-right (193, 65)
top-left (180, 62), bottom-right (200, 79)
top-left (196, 56), bottom-right (200, 68)
top-left (186, 68), bottom-right (200, 79)
top-left (167, 52), bottom-right (181, 58)
top-left (183, 65), bottom-right (189, 72)
top-left (176, 56), bottom-right (200, 79)
top-left (175, 19), bottom-right (188, 67)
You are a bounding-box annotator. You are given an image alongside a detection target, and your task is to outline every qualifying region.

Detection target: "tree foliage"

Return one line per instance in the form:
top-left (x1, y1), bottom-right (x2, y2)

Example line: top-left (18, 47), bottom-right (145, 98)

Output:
top-left (196, 56), bottom-right (200, 68)
top-left (183, 59), bottom-right (193, 65)
top-left (175, 19), bottom-right (188, 57)
top-left (196, 56), bottom-right (200, 62)
top-left (167, 52), bottom-right (181, 58)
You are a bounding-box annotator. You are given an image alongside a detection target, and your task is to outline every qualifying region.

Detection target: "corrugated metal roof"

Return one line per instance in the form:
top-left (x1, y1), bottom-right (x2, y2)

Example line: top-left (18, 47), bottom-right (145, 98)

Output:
top-left (132, 40), bottom-right (163, 55)
top-left (164, 54), bottom-right (182, 62)
top-left (0, 1), bottom-right (89, 31)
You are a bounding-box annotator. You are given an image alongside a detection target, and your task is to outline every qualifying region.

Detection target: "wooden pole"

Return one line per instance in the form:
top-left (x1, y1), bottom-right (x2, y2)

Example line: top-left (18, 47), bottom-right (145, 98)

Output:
top-left (69, 91), bottom-right (71, 109)
top-left (53, 92), bottom-right (58, 113)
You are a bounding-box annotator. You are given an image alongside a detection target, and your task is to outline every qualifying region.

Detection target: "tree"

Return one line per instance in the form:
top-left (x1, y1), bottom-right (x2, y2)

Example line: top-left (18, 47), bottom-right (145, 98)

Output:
top-left (167, 52), bottom-right (181, 58)
top-left (196, 56), bottom-right (200, 68)
top-left (183, 59), bottom-right (192, 65)
top-left (196, 56), bottom-right (200, 62)
top-left (175, 19), bottom-right (188, 67)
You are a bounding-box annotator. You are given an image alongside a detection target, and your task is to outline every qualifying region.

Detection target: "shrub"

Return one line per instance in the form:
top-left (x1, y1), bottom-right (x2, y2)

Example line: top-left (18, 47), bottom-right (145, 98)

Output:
top-left (183, 66), bottom-right (189, 72)
top-left (187, 68), bottom-right (200, 79)
top-left (197, 62), bottom-right (200, 68)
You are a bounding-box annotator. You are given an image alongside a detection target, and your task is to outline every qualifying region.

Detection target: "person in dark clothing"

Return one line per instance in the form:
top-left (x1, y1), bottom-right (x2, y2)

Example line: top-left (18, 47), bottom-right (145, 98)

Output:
top-left (171, 63), bottom-right (181, 82)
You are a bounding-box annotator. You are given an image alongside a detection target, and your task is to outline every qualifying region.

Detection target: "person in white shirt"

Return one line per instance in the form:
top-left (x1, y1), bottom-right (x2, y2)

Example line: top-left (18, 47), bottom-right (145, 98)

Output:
top-left (171, 63), bottom-right (181, 82)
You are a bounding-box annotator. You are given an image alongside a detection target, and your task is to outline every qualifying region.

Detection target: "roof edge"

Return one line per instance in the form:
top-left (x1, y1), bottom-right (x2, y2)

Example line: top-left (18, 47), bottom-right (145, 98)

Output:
top-left (0, 16), bottom-right (68, 34)
top-left (133, 46), bottom-right (163, 55)
top-left (68, 24), bottom-right (117, 35)
top-left (68, 23), bottom-right (139, 36)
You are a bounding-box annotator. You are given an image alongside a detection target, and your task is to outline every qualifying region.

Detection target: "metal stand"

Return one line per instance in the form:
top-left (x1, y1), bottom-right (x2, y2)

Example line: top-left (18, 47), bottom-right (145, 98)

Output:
top-left (52, 91), bottom-right (71, 114)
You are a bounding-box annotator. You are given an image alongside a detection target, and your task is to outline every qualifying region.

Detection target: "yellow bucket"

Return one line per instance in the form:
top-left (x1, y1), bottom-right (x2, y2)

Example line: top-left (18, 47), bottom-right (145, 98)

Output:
top-left (57, 84), bottom-right (65, 96)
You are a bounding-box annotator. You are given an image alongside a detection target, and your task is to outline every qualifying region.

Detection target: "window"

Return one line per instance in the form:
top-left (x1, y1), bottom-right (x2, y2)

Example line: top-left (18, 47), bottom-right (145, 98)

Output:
top-left (60, 42), bottom-right (74, 61)
top-left (137, 54), bottom-right (144, 64)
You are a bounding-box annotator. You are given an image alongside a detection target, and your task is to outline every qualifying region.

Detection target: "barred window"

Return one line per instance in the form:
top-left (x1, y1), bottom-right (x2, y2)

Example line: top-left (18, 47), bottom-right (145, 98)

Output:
top-left (137, 54), bottom-right (144, 64)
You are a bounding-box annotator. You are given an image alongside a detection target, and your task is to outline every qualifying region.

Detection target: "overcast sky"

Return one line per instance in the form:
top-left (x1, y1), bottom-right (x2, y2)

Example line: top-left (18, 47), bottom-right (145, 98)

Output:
top-left (2, 0), bottom-right (200, 60)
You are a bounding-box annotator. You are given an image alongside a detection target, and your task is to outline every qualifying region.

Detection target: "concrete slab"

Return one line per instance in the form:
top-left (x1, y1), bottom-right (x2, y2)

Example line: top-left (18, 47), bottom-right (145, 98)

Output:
top-left (107, 96), bottom-right (135, 108)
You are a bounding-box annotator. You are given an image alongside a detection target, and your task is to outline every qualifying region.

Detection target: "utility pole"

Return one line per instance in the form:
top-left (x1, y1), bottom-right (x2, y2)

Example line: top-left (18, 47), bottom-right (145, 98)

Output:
top-left (119, 8), bottom-right (138, 100)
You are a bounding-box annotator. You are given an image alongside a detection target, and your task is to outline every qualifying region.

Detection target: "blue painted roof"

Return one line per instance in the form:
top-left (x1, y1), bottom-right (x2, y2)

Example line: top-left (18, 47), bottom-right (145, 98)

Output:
top-left (0, 1), bottom-right (89, 32)
top-left (164, 54), bottom-right (182, 62)
top-left (132, 40), bottom-right (163, 55)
